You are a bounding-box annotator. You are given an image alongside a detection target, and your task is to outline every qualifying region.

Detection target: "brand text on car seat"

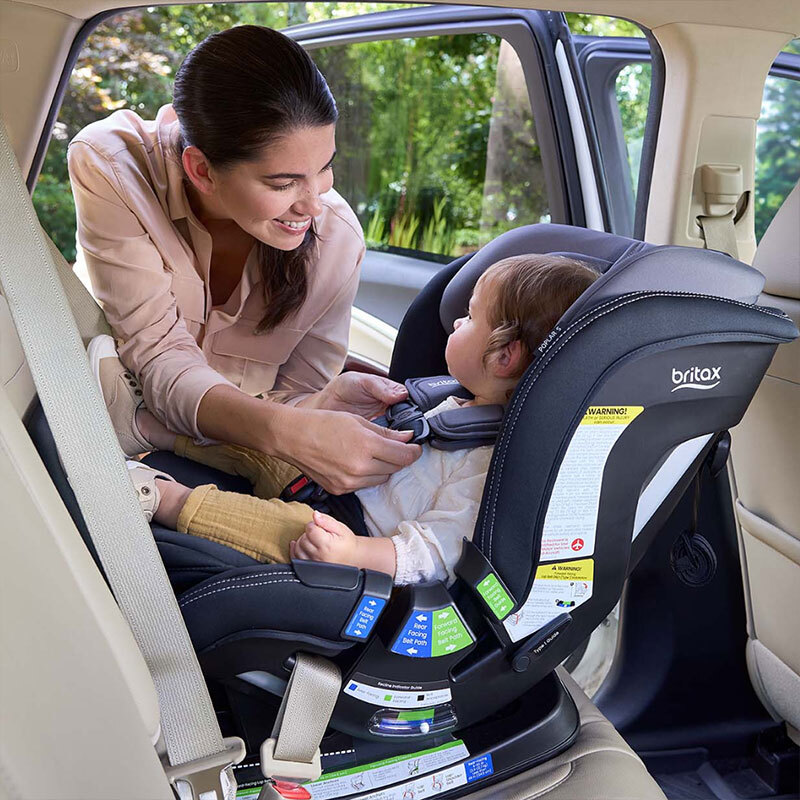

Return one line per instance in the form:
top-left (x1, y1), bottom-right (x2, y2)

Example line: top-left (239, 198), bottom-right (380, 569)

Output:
top-left (671, 366), bottom-right (722, 392)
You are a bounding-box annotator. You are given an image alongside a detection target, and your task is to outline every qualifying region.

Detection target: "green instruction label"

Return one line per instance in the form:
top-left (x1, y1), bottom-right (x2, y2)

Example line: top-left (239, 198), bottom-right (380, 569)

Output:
top-left (431, 606), bottom-right (473, 656)
top-left (477, 573), bottom-right (513, 619)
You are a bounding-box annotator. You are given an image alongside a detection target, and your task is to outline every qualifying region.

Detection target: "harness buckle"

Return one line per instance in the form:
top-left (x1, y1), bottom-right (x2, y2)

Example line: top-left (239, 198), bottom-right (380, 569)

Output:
top-left (166, 736), bottom-right (245, 800)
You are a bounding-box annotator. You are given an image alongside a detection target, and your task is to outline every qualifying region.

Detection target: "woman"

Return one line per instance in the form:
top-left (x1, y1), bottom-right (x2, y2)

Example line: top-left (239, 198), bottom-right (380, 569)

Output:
top-left (68, 25), bottom-right (420, 494)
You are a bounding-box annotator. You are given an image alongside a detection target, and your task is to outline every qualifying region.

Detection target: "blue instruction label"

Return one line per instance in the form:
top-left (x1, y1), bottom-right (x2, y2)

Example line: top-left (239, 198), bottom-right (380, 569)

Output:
top-left (344, 595), bottom-right (386, 639)
top-left (390, 611), bottom-right (431, 657)
top-left (464, 754), bottom-right (494, 783)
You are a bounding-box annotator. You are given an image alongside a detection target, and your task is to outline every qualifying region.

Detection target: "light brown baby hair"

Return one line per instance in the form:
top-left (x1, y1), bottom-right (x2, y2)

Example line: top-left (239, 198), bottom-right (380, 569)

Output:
top-left (476, 253), bottom-right (599, 378)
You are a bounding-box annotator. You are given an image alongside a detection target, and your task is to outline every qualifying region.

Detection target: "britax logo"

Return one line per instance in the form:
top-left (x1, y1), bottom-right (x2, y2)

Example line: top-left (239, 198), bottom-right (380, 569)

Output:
top-left (427, 378), bottom-right (459, 388)
top-left (671, 366), bottom-right (721, 392)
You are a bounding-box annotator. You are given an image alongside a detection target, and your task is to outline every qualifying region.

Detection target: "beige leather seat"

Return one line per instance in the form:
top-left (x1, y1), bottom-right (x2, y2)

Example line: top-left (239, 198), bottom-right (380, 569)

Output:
top-left (730, 181), bottom-right (800, 744)
top-left (470, 669), bottom-right (665, 799)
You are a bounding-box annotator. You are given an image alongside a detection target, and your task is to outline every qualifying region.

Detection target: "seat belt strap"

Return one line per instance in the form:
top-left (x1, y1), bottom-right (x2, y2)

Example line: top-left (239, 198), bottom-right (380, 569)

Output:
top-left (0, 117), bottom-right (243, 799)
top-left (698, 210), bottom-right (739, 259)
top-left (260, 654), bottom-right (342, 786)
top-left (42, 229), bottom-right (111, 344)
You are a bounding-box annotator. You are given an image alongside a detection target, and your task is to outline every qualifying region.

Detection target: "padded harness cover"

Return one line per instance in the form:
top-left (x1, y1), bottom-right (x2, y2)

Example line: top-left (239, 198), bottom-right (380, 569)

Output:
top-left (379, 375), bottom-right (504, 450)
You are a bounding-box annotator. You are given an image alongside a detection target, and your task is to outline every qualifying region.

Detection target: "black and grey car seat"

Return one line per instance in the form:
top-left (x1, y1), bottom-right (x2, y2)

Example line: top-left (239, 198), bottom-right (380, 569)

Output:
top-left (26, 223), bottom-right (799, 796)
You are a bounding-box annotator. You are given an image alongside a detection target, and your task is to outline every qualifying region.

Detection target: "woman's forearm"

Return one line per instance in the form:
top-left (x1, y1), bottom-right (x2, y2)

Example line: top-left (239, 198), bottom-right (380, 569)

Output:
top-left (196, 383), bottom-right (421, 495)
top-left (196, 384), bottom-right (296, 457)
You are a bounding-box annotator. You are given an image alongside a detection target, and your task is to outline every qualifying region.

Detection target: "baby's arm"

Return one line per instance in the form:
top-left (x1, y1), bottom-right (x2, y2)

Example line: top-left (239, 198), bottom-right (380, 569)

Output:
top-left (291, 511), bottom-right (397, 577)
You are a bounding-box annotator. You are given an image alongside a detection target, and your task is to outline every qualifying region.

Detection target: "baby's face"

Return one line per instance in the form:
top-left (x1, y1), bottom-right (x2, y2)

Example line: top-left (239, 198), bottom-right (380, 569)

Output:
top-left (445, 280), bottom-right (494, 395)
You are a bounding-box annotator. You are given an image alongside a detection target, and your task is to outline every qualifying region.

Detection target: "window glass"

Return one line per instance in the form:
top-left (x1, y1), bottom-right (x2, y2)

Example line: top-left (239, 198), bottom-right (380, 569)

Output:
top-left (614, 61), bottom-right (651, 202)
top-left (566, 14), bottom-right (645, 37)
top-left (755, 39), bottom-right (800, 242)
top-left (312, 35), bottom-right (548, 260)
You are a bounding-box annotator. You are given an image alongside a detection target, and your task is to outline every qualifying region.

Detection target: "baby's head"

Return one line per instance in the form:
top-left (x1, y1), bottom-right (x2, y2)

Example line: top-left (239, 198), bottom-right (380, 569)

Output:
top-left (445, 253), bottom-right (599, 405)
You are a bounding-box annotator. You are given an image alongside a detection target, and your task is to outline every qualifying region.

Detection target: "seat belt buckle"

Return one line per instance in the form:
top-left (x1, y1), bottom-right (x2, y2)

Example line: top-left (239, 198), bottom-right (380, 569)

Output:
top-left (260, 737), bottom-right (322, 783)
top-left (257, 780), bottom-right (313, 799)
top-left (166, 736), bottom-right (246, 800)
top-left (280, 475), bottom-right (329, 505)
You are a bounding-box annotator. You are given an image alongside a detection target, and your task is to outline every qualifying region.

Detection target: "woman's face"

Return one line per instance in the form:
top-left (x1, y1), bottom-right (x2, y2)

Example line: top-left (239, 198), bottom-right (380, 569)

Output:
top-left (201, 124), bottom-right (337, 250)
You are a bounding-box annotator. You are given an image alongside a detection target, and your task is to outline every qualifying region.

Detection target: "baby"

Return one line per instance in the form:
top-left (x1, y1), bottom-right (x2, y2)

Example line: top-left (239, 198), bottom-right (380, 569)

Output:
top-left (127, 253), bottom-right (598, 583)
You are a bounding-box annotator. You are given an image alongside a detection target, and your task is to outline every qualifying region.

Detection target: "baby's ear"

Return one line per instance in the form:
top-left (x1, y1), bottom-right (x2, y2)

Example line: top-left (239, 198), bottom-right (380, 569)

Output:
top-left (494, 339), bottom-right (525, 378)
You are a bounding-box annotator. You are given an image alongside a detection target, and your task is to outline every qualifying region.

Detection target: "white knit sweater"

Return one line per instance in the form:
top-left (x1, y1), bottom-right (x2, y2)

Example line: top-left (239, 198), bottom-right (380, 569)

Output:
top-left (356, 397), bottom-right (494, 585)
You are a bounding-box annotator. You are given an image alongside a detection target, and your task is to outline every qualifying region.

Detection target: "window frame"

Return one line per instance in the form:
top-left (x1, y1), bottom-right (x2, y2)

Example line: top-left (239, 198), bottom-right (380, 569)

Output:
top-left (574, 35), bottom-right (651, 238)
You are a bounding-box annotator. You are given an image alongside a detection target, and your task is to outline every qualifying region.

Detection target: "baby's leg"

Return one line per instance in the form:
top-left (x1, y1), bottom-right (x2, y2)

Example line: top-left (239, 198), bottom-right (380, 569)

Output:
top-left (173, 436), bottom-right (301, 500)
top-left (171, 484), bottom-right (313, 562)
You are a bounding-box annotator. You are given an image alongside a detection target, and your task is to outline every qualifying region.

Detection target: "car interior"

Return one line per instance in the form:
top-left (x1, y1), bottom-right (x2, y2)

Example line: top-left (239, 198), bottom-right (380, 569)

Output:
top-left (0, 2), bottom-right (799, 800)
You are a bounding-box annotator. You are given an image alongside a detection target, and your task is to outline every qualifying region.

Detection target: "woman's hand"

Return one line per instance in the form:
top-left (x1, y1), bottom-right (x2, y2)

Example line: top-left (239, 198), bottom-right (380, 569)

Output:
top-left (291, 511), bottom-right (396, 576)
top-left (301, 372), bottom-right (408, 419)
top-left (279, 408), bottom-right (421, 495)
top-left (198, 384), bottom-right (421, 495)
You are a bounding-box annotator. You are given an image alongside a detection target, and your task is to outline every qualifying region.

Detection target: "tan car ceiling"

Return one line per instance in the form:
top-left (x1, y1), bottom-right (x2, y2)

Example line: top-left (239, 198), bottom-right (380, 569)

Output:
top-left (5, 0), bottom-right (800, 31)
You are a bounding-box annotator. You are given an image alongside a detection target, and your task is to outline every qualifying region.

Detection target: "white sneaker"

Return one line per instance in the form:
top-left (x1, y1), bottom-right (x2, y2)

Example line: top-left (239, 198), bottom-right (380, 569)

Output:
top-left (126, 460), bottom-right (175, 522)
top-left (88, 334), bottom-right (154, 457)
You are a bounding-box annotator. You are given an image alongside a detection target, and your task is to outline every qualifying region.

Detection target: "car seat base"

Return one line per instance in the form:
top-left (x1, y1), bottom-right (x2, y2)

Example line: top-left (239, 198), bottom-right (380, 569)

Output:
top-left (227, 669), bottom-right (579, 799)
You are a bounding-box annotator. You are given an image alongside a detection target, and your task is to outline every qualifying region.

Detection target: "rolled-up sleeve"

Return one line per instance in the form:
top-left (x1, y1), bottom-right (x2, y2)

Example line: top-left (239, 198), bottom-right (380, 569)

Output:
top-left (266, 242), bottom-right (364, 405)
top-left (68, 141), bottom-right (233, 437)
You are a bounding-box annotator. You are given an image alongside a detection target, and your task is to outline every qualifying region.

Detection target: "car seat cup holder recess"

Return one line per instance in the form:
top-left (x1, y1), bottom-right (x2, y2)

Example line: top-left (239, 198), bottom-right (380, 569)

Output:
top-left (27, 224), bottom-right (799, 799)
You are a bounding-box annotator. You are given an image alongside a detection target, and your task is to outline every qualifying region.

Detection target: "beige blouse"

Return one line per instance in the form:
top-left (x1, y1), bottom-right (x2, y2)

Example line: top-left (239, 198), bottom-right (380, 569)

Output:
top-left (68, 104), bottom-right (365, 439)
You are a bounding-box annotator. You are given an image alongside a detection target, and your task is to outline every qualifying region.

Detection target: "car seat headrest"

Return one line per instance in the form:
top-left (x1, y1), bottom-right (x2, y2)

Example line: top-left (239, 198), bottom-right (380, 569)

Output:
top-left (439, 223), bottom-right (766, 332)
top-left (752, 181), bottom-right (800, 300)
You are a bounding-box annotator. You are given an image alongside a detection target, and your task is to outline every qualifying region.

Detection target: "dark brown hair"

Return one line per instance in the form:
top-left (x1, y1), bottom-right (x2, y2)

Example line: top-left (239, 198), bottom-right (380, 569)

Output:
top-left (477, 253), bottom-right (599, 377)
top-left (172, 25), bottom-right (338, 333)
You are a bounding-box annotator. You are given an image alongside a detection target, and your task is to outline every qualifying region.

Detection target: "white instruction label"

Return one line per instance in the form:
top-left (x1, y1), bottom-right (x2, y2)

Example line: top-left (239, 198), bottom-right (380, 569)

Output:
top-left (238, 749), bottom-right (493, 800)
top-left (307, 741), bottom-right (470, 799)
top-left (539, 406), bottom-right (643, 561)
top-left (504, 559), bottom-right (594, 642)
top-left (343, 678), bottom-right (452, 709)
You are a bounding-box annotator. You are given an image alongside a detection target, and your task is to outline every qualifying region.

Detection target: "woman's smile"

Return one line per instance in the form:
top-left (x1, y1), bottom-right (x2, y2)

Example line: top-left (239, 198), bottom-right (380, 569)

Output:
top-left (272, 216), bottom-right (312, 235)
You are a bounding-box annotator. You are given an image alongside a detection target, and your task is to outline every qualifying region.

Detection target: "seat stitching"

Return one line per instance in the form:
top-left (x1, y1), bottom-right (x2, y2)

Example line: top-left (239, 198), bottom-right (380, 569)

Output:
top-left (481, 290), bottom-right (790, 562)
top-left (179, 568), bottom-right (295, 602)
top-left (178, 577), bottom-right (300, 608)
top-left (523, 761), bottom-right (575, 799)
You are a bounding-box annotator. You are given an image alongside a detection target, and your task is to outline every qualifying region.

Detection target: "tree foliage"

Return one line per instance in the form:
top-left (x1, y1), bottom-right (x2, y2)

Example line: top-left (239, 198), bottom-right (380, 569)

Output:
top-left (755, 49), bottom-right (800, 241)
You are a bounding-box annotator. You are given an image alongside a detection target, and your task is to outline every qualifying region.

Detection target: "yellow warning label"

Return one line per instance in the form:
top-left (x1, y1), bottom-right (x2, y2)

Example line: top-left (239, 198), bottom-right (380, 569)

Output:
top-left (580, 405), bottom-right (643, 425)
top-left (535, 559), bottom-right (594, 581)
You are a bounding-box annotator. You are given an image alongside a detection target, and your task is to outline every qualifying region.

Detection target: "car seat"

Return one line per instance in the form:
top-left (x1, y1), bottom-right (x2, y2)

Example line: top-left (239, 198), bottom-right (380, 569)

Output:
top-left (26, 223), bottom-right (798, 797)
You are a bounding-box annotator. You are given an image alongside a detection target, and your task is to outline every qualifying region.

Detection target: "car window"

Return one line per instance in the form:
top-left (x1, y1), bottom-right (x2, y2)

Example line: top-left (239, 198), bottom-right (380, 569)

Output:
top-left (755, 39), bottom-right (800, 242)
top-left (310, 34), bottom-right (549, 263)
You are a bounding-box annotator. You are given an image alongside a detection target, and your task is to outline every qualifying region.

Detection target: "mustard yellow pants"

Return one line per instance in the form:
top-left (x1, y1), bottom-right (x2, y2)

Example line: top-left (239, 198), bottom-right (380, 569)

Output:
top-left (173, 436), bottom-right (314, 563)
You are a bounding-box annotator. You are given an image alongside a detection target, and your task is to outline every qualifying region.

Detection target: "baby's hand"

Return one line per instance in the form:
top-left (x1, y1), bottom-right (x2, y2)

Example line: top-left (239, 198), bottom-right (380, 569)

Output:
top-left (290, 511), bottom-right (359, 567)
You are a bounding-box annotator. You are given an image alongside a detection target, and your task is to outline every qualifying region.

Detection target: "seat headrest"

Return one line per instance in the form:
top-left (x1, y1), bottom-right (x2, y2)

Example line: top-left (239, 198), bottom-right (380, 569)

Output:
top-left (439, 224), bottom-right (766, 332)
top-left (752, 181), bottom-right (800, 300)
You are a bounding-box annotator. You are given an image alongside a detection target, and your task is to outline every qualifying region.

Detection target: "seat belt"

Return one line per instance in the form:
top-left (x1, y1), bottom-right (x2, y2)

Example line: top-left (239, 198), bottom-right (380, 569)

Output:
top-left (697, 164), bottom-right (743, 259)
top-left (0, 116), bottom-right (244, 800)
top-left (258, 653), bottom-right (342, 797)
top-left (698, 210), bottom-right (738, 259)
top-left (42, 229), bottom-right (112, 344)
